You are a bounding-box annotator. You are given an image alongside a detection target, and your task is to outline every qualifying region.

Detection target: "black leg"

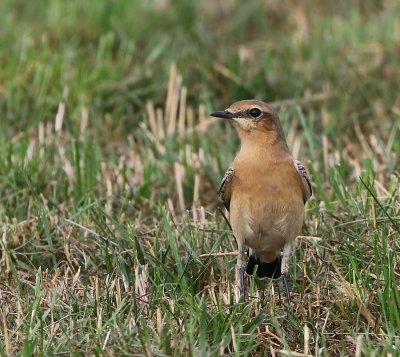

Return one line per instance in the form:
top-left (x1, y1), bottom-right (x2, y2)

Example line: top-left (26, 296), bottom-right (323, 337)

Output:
top-left (240, 266), bottom-right (247, 303)
top-left (281, 273), bottom-right (291, 305)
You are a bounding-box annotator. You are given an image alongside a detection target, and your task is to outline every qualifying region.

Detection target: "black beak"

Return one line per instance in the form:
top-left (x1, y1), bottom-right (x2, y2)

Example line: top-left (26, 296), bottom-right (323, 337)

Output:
top-left (210, 110), bottom-right (235, 119)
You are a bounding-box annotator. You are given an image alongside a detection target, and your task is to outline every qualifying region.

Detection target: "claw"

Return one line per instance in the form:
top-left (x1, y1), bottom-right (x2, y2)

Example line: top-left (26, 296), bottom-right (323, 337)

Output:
top-left (281, 273), bottom-right (291, 304)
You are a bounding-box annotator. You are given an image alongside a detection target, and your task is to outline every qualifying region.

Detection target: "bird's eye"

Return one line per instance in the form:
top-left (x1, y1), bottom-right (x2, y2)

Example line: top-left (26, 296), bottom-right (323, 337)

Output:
top-left (249, 108), bottom-right (262, 118)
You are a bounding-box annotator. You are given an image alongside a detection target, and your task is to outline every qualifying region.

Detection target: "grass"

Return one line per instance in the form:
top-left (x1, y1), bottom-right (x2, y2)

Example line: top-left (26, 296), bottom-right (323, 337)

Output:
top-left (0, 0), bottom-right (399, 355)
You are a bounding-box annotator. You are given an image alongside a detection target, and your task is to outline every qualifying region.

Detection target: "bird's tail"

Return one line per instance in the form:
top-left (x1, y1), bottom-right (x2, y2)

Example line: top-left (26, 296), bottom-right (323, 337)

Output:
top-left (246, 250), bottom-right (281, 279)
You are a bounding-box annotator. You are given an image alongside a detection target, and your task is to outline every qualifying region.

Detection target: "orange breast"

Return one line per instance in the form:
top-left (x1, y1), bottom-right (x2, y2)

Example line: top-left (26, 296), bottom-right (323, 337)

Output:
top-left (229, 153), bottom-right (304, 257)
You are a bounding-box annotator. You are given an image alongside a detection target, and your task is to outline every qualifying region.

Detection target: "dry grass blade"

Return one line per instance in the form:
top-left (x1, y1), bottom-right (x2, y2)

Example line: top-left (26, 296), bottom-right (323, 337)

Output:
top-left (1, 1), bottom-right (399, 355)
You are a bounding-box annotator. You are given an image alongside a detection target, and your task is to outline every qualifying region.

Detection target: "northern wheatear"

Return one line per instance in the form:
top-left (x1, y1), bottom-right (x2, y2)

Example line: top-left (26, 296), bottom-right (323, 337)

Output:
top-left (211, 100), bottom-right (312, 302)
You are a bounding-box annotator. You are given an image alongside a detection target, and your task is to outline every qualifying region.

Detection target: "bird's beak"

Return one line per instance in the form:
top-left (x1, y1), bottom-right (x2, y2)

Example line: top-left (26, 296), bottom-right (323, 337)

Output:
top-left (210, 110), bottom-right (235, 120)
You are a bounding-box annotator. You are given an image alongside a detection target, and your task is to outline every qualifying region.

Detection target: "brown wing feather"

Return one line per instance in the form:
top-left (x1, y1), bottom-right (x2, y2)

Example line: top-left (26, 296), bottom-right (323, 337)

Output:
top-left (219, 167), bottom-right (234, 211)
top-left (294, 160), bottom-right (312, 204)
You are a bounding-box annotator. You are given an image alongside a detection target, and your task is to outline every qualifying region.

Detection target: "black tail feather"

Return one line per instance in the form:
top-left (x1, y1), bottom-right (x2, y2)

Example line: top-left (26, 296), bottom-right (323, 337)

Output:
top-left (246, 252), bottom-right (281, 279)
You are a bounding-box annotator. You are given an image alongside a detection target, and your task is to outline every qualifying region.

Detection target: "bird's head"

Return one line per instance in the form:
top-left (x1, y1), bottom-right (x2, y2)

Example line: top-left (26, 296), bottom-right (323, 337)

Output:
top-left (210, 100), bottom-right (285, 143)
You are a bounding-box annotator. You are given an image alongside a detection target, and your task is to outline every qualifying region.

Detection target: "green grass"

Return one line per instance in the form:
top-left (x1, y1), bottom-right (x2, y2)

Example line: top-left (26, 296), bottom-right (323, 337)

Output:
top-left (1, 0), bottom-right (399, 355)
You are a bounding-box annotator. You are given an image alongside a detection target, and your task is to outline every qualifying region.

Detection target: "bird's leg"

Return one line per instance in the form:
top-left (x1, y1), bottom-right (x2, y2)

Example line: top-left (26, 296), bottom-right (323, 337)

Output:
top-left (281, 241), bottom-right (293, 304)
top-left (235, 244), bottom-right (247, 303)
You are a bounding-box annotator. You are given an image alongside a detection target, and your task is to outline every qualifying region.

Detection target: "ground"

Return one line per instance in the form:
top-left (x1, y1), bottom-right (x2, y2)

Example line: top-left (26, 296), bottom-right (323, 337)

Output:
top-left (0, 1), bottom-right (399, 356)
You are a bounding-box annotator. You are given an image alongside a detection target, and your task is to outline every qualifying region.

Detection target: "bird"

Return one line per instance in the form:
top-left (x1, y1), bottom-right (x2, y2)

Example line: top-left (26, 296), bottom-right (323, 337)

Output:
top-left (210, 100), bottom-right (312, 303)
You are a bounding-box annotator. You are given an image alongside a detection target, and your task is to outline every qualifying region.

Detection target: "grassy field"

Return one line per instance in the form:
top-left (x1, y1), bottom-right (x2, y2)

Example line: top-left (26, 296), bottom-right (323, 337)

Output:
top-left (0, 0), bottom-right (399, 355)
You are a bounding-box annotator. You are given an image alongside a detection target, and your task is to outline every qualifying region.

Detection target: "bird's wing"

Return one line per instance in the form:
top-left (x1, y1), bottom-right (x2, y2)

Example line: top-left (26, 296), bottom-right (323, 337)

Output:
top-left (219, 167), bottom-right (234, 211)
top-left (294, 160), bottom-right (312, 204)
